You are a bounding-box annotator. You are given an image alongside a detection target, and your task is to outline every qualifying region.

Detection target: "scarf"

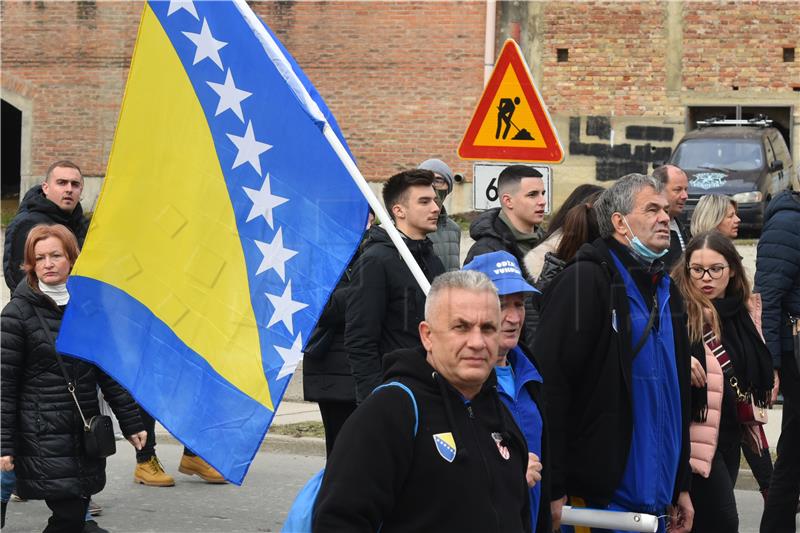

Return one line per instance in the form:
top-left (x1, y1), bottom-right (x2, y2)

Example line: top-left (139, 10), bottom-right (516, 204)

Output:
top-left (713, 296), bottom-right (774, 407)
top-left (39, 280), bottom-right (69, 305)
top-left (689, 338), bottom-right (709, 423)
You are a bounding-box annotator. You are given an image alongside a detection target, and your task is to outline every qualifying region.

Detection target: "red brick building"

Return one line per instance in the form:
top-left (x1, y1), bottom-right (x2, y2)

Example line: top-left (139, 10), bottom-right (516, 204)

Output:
top-left (2, 1), bottom-right (798, 212)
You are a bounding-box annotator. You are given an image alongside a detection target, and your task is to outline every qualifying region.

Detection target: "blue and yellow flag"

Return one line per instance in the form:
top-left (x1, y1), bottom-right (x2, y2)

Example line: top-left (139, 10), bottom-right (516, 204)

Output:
top-left (56, 0), bottom-right (368, 484)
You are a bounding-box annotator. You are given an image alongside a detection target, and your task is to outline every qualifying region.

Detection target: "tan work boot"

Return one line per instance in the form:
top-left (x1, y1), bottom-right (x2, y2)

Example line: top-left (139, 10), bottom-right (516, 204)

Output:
top-left (134, 456), bottom-right (175, 487)
top-left (178, 454), bottom-right (227, 484)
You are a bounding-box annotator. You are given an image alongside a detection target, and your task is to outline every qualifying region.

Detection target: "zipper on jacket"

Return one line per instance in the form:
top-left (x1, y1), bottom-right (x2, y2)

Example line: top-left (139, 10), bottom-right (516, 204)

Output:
top-left (464, 401), bottom-right (502, 531)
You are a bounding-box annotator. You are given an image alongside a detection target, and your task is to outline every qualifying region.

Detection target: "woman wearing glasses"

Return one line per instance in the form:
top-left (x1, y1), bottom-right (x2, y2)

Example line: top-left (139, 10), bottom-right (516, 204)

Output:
top-left (672, 231), bottom-right (774, 532)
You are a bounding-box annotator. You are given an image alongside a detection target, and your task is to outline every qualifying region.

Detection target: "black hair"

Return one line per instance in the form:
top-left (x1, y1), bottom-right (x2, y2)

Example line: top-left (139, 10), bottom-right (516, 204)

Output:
top-left (382, 169), bottom-right (435, 221)
top-left (497, 165), bottom-right (543, 196)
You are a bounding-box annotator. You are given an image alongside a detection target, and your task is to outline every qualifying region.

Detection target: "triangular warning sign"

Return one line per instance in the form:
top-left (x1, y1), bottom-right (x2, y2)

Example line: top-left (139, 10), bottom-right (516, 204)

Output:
top-left (458, 40), bottom-right (564, 163)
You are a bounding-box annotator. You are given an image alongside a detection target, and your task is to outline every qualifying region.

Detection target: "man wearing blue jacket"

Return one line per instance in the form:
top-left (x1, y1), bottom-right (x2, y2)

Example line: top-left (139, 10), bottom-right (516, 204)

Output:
top-left (463, 251), bottom-right (550, 532)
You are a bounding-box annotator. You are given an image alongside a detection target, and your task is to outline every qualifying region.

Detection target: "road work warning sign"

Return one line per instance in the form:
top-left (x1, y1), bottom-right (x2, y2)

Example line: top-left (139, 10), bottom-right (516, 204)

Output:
top-left (458, 39), bottom-right (563, 163)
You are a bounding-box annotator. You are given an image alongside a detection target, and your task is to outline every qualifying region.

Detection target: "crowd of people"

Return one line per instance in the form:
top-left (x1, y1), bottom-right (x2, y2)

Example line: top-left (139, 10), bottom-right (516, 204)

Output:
top-left (1, 158), bottom-right (798, 532)
top-left (1, 162), bottom-right (229, 533)
top-left (308, 162), bottom-right (800, 533)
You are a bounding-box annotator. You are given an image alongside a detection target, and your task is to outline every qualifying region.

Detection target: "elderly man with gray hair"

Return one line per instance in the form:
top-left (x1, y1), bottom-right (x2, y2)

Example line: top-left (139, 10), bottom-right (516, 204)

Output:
top-left (534, 173), bottom-right (695, 533)
top-left (315, 271), bottom-right (533, 532)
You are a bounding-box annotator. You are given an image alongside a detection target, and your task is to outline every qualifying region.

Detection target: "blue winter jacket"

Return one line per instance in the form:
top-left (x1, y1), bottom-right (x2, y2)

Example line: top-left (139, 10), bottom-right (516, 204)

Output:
top-left (755, 191), bottom-right (800, 367)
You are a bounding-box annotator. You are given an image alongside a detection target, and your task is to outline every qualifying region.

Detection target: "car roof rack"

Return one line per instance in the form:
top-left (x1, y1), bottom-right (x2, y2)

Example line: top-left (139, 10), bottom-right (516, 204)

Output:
top-left (696, 115), bottom-right (773, 128)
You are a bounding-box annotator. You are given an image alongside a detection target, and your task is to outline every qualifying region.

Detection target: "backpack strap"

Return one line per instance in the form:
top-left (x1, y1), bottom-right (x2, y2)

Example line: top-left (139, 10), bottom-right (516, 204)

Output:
top-left (373, 381), bottom-right (418, 436)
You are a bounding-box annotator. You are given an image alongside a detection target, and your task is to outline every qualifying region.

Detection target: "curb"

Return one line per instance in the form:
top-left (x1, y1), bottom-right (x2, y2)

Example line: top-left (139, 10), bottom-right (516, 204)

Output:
top-left (154, 430), bottom-right (326, 458)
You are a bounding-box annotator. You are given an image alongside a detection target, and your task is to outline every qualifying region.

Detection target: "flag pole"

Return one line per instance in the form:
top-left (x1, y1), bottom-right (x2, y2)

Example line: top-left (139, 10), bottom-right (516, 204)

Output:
top-left (235, 0), bottom-right (432, 295)
top-left (322, 125), bottom-right (432, 295)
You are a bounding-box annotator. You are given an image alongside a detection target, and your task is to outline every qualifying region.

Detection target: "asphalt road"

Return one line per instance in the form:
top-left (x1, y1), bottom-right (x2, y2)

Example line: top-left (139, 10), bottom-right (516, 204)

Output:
top-left (4, 441), bottom-right (792, 533)
top-left (2, 442), bottom-right (324, 533)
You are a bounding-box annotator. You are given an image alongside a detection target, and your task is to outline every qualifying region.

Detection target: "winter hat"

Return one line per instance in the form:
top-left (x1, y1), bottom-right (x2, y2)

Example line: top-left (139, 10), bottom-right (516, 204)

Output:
top-left (418, 159), bottom-right (455, 194)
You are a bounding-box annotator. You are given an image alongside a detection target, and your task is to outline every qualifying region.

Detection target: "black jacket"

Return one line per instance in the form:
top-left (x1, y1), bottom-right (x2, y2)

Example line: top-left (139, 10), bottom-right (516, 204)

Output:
top-left (3, 186), bottom-right (90, 290)
top-left (662, 217), bottom-right (692, 272)
top-left (344, 225), bottom-right (444, 403)
top-left (314, 347), bottom-right (532, 533)
top-left (465, 208), bottom-right (544, 355)
top-left (533, 238), bottom-right (692, 506)
top-left (755, 190), bottom-right (800, 366)
top-left (303, 247), bottom-right (361, 404)
top-left (1, 281), bottom-right (143, 500)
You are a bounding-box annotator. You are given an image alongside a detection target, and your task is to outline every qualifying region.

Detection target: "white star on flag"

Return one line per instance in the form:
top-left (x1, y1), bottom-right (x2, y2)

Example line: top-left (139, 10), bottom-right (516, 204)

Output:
top-left (227, 121), bottom-right (272, 175)
top-left (266, 280), bottom-right (308, 335)
top-left (167, 0), bottom-right (198, 19)
top-left (275, 333), bottom-right (304, 380)
top-left (254, 228), bottom-right (298, 280)
top-left (242, 173), bottom-right (288, 228)
top-left (207, 69), bottom-right (252, 122)
top-left (182, 18), bottom-right (227, 70)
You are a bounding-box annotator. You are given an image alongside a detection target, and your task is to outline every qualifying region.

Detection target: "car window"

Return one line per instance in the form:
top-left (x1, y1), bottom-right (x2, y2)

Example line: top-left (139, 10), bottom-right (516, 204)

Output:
top-left (672, 138), bottom-right (763, 171)
top-left (768, 133), bottom-right (792, 165)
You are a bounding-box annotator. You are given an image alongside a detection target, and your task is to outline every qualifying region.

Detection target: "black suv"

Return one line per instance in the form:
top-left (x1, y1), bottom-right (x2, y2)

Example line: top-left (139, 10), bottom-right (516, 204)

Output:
top-left (667, 117), bottom-right (794, 232)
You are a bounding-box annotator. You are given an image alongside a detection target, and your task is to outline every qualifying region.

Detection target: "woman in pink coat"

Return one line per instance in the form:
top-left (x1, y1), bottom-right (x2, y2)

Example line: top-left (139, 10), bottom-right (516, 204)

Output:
top-left (672, 231), bottom-right (774, 532)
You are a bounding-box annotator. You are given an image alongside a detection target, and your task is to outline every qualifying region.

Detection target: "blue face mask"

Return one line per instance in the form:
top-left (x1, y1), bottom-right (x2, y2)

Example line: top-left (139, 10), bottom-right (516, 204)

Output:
top-left (623, 216), bottom-right (668, 262)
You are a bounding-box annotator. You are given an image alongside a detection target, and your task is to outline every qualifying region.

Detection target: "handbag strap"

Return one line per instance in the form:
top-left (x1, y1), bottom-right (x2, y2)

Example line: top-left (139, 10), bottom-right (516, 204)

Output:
top-left (705, 326), bottom-right (748, 401)
top-left (31, 305), bottom-right (90, 430)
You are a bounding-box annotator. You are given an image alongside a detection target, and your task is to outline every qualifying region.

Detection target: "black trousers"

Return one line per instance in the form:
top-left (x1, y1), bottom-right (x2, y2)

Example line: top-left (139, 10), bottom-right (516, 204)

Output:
top-left (318, 401), bottom-right (357, 457)
top-left (137, 406), bottom-right (192, 462)
top-left (691, 436), bottom-right (740, 533)
top-left (743, 443), bottom-right (774, 492)
top-left (137, 406), bottom-right (158, 463)
top-left (761, 352), bottom-right (800, 533)
top-left (43, 497), bottom-right (88, 533)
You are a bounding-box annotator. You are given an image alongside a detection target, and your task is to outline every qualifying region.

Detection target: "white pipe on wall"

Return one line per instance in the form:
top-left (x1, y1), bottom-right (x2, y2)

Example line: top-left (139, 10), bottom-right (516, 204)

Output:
top-left (484, 0), bottom-right (496, 86)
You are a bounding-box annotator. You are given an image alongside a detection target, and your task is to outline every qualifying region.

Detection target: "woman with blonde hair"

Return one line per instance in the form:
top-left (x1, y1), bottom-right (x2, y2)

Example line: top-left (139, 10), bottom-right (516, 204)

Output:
top-left (1, 224), bottom-right (145, 533)
top-left (672, 231), bottom-right (773, 532)
top-left (690, 194), bottom-right (741, 238)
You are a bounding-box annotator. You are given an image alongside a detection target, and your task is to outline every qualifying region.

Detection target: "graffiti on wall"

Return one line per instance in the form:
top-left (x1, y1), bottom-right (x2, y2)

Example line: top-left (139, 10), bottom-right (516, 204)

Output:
top-left (569, 116), bottom-right (674, 181)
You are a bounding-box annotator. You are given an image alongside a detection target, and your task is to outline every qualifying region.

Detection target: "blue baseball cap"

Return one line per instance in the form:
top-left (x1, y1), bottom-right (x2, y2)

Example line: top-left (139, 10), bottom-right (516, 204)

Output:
top-left (462, 251), bottom-right (539, 296)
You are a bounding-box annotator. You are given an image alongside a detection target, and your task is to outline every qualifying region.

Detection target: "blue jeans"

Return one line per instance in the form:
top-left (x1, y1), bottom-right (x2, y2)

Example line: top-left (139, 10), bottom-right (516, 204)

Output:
top-left (1, 470), bottom-right (14, 503)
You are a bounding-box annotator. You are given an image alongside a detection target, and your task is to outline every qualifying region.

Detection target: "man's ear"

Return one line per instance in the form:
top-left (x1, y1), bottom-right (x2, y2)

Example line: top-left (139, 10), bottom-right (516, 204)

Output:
top-left (391, 203), bottom-right (405, 220)
top-left (611, 212), bottom-right (628, 237)
top-left (419, 321), bottom-right (433, 352)
top-left (500, 192), bottom-right (513, 210)
top-left (41, 180), bottom-right (50, 194)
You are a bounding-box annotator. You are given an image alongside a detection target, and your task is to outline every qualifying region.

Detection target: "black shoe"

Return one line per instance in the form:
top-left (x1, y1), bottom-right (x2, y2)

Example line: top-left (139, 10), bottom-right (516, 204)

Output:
top-left (83, 519), bottom-right (109, 533)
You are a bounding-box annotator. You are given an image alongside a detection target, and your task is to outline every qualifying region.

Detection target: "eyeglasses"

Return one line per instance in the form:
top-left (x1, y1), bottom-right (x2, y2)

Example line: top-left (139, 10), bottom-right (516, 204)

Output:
top-left (688, 264), bottom-right (729, 280)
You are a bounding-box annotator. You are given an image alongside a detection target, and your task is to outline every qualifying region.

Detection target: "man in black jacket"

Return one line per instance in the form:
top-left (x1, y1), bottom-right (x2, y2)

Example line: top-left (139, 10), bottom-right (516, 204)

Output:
top-left (465, 164), bottom-right (547, 354)
top-left (756, 190), bottom-right (800, 532)
top-left (315, 271), bottom-right (532, 532)
top-left (653, 164), bottom-right (691, 270)
top-left (3, 160), bottom-right (89, 290)
top-left (535, 173), bottom-right (694, 533)
top-left (345, 169), bottom-right (445, 403)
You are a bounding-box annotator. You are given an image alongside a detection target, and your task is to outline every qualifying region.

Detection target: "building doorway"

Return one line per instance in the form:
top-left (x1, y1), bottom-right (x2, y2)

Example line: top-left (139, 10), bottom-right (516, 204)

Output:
top-left (2, 99), bottom-right (22, 200)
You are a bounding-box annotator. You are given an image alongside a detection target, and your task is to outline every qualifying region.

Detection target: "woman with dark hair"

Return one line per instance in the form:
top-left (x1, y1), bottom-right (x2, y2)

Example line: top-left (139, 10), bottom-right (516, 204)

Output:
top-left (672, 231), bottom-right (774, 532)
top-left (524, 184), bottom-right (603, 282)
top-left (1, 224), bottom-right (145, 533)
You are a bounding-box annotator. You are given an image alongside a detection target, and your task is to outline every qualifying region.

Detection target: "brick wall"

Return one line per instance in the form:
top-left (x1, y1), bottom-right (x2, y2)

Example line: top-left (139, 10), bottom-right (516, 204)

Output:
top-left (0, 1), bottom-right (484, 185)
top-left (683, 2), bottom-right (800, 93)
top-left (1, 1), bottom-right (798, 212)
